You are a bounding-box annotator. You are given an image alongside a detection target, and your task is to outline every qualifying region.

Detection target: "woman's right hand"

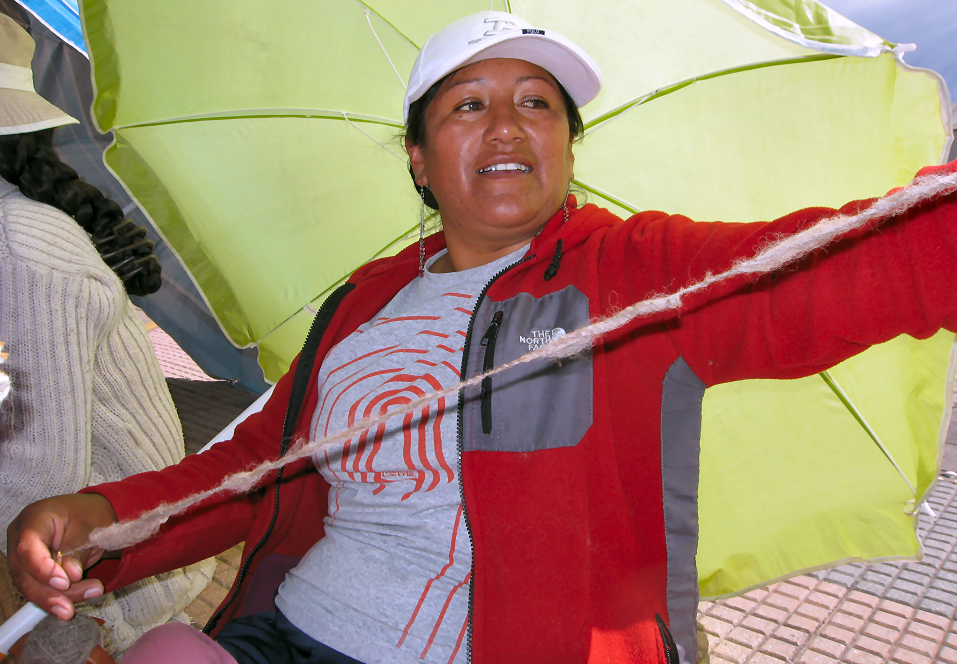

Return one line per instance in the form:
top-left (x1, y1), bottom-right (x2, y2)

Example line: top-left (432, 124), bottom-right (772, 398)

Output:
top-left (6, 493), bottom-right (118, 619)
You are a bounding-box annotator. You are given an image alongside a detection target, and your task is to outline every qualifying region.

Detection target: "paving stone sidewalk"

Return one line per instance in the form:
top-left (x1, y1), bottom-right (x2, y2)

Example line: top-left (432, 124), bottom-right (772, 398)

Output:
top-left (699, 478), bottom-right (957, 663)
top-left (147, 315), bottom-right (957, 662)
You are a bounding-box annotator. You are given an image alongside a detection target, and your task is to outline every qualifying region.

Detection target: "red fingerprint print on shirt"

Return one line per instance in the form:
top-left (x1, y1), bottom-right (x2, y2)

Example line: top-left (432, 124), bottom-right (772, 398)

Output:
top-left (311, 292), bottom-right (471, 499)
top-left (301, 274), bottom-right (522, 661)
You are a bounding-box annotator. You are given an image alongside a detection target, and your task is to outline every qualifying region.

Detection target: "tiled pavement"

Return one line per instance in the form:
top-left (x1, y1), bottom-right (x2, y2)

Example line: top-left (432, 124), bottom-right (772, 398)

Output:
top-left (145, 315), bottom-right (957, 662)
top-left (696, 478), bottom-right (957, 664)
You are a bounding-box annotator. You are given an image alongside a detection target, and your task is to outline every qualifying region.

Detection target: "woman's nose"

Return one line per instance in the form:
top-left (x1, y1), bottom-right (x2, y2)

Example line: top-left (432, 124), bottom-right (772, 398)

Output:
top-left (484, 103), bottom-right (526, 144)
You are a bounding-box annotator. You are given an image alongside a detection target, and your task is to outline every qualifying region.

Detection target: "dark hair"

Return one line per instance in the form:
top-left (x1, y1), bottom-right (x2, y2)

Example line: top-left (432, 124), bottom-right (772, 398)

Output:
top-left (0, 129), bottom-right (162, 296)
top-left (405, 70), bottom-right (585, 211)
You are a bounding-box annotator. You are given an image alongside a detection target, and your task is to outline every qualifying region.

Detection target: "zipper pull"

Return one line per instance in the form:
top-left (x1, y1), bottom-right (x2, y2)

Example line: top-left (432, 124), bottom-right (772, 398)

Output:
top-left (481, 311), bottom-right (504, 349)
top-left (480, 311), bottom-right (504, 435)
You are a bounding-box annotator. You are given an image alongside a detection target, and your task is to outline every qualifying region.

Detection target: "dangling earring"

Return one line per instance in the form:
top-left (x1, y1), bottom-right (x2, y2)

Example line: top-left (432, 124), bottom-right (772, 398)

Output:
top-left (418, 185), bottom-right (427, 278)
top-left (562, 187), bottom-right (571, 225)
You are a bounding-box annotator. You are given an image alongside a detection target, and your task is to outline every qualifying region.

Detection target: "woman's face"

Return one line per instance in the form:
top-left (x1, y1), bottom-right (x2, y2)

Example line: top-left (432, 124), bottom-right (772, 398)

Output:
top-left (406, 58), bottom-right (575, 251)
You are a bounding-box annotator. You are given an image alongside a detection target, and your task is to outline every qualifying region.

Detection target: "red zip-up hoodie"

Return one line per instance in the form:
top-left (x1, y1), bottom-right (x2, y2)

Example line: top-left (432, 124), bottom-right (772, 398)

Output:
top-left (88, 166), bottom-right (957, 663)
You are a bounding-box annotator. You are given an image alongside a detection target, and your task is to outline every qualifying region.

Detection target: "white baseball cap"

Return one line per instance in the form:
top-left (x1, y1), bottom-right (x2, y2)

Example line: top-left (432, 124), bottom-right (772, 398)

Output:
top-left (404, 11), bottom-right (602, 122)
top-left (0, 14), bottom-right (78, 135)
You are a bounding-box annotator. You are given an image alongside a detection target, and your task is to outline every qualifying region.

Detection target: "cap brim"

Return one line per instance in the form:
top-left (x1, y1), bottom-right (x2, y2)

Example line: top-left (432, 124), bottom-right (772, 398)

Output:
top-left (459, 37), bottom-right (602, 109)
top-left (404, 29), bottom-right (602, 122)
top-left (0, 88), bottom-right (78, 135)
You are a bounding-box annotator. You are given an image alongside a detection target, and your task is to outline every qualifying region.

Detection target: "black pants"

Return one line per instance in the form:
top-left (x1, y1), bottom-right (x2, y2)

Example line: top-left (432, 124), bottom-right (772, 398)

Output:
top-left (214, 607), bottom-right (364, 664)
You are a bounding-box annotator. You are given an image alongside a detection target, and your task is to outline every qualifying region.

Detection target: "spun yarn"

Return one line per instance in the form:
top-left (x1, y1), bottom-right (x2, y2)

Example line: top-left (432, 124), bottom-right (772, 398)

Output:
top-left (80, 171), bottom-right (957, 555)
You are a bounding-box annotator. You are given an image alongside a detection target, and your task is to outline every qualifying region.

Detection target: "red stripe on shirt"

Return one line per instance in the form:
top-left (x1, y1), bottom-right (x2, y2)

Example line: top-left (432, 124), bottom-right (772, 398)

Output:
top-left (441, 361), bottom-right (460, 376)
top-left (446, 609), bottom-right (470, 664)
top-left (324, 368), bottom-right (403, 435)
top-left (421, 569), bottom-right (472, 660)
top-left (418, 330), bottom-right (451, 339)
top-left (420, 373), bottom-right (453, 485)
top-left (353, 392), bottom-right (411, 476)
top-left (363, 393), bottom-right (415, 483)
top-left (315, 346), bottom-right (399, 423)
top-left (374, 315), bottom-right (442, 326)
top-left (397, 505), bottom-right (464, 647)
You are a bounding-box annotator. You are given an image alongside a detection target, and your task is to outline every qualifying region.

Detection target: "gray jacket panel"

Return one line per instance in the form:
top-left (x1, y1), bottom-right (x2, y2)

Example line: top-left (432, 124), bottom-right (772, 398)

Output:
top-left (462, 286), bottom-right (593, 452)
top-left (661, 357), bottom-right (706, 663)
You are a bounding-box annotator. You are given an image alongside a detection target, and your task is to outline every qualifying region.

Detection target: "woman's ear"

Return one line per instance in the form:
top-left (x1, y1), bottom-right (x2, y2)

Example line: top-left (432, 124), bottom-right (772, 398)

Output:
top-left (405, 136), bottom-right (428, 187)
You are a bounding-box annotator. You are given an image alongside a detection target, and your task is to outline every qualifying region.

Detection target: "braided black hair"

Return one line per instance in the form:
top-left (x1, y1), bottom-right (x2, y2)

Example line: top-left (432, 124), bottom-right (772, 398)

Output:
top-left (0, 129), bottom-right (161, 296)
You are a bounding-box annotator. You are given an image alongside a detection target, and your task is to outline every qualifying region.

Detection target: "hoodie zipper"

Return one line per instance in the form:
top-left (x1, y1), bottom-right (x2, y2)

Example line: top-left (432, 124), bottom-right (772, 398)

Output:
top-left (479, 311), bottom-right (504, 434)
top-left (457, 255), bottom-right (532, 663)
top-left (202, 283), bottom-right (354, 635)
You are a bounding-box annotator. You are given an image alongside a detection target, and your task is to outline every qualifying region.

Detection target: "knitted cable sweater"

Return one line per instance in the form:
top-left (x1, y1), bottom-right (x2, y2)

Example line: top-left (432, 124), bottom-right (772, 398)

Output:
top-left (0, 176), bottom-right (215, 653)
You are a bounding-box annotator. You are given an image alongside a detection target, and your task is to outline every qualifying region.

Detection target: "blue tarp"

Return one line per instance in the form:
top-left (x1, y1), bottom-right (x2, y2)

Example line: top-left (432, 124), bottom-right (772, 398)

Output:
top-left (17, 0), bottom-right (85, 55)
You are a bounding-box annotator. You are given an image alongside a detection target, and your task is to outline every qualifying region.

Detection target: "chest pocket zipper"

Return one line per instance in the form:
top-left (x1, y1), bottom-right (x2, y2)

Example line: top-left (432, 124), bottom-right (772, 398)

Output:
top-left (479, 311), bottom-right (504, 434)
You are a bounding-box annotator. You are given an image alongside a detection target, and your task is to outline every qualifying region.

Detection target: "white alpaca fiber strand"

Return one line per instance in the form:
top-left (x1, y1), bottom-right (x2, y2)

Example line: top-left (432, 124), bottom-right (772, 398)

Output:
top-left (80, 171), bottom-right (957, 554)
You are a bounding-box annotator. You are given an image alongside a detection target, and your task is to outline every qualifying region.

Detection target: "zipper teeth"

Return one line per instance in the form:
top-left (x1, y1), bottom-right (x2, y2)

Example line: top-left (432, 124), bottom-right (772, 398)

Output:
top-left (204, 456), bottom-right (287, 634)
top-left (205, 400), bottom-right (297, 633)
top-left (203, 285), bottom-right (350, 635)
top-left (457, 255), bottom-right (532, 663)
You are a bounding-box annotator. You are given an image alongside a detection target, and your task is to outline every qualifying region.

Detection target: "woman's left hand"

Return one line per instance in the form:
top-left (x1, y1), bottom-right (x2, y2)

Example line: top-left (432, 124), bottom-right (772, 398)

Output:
top-left (6, 493), bottom-right (116, 620)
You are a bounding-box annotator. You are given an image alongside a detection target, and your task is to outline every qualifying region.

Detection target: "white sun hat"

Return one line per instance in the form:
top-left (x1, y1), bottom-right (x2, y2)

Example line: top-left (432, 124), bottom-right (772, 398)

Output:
top-left (0, 14), bottom-right (78, 135)
top-left (404, 11), bottom-right (602, 122)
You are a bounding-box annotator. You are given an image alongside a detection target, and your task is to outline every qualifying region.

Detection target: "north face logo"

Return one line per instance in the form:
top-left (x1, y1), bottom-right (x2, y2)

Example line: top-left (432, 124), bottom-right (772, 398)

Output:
top-left (519, 327), bottom-right (566, 351)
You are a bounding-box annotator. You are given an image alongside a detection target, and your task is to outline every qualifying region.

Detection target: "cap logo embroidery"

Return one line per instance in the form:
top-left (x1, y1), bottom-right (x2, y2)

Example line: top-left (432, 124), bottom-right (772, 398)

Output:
top-left (519, 327), bottom-right (566, 351)
top-left (522, 29), bottom-right (545, 35)
top-left (468, 17), bottom-right (519, 44)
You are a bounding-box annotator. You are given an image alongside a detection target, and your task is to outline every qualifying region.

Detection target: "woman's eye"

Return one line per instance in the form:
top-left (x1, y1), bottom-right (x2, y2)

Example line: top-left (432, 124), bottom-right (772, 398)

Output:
top-left (522, 98), bottom-right (550, 109)
top-left (456, 100), bottom-right (484, 112)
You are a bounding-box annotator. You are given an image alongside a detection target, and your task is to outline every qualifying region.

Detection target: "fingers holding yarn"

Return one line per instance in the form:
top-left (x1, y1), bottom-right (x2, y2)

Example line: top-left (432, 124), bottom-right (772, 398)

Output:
top-left (5, 494), bottom-right (117, 617)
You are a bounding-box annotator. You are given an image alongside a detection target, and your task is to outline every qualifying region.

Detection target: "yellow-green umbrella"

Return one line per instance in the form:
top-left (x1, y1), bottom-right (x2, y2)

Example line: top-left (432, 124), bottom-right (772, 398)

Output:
top-left (80, 0), bottom-right (953, 598)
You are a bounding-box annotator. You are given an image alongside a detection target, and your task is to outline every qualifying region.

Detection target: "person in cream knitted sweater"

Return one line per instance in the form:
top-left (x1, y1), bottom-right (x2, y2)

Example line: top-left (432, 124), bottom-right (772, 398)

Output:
top-left (0, 14), bottom-right (214, 656)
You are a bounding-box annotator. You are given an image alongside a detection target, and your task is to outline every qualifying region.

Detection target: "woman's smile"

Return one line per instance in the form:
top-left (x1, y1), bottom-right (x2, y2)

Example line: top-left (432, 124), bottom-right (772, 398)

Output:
top-left (476, 162), bottom-right (533, 174)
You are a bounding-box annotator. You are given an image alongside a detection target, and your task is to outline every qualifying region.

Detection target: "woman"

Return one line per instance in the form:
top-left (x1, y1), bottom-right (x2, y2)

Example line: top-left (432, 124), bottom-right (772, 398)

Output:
top-left (0, 14), bottom-right (214, 655)
top-left (7, 10), bottom-right (957, 664)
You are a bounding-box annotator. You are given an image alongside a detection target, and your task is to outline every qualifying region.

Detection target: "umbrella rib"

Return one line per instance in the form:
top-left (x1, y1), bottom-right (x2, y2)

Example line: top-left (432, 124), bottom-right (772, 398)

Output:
top-left (352, 1), bottom-right (421, 48)
top-left (112, 112), bottom-right (405, 131)
top-left (341, 113), bottom-right (408, 161)
top-left (572, 179), bottom-right (642, 215)
top-left (363, 7), bottom-right (407, 91)
top-left (819, 370), bottom-right (918, 496)
top-left (582, 54), bottom-right (842, 137)
top-left (257, 220), bottom-right (428, 344)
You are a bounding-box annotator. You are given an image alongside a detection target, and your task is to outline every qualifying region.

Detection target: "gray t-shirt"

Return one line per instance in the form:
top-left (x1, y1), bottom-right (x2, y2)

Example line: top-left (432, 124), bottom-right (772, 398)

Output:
top-left (277, 245), bottom-right (529, 664)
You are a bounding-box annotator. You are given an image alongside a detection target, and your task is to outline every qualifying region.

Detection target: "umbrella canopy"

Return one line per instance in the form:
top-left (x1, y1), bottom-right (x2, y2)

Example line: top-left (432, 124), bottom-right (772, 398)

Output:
top-left (825, 0), bottom-right (957, 101)
top-left (77, 0), bottom-right (953, 598)
top-left (11, 0), bottom-right (270, 394)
